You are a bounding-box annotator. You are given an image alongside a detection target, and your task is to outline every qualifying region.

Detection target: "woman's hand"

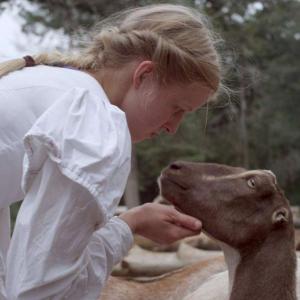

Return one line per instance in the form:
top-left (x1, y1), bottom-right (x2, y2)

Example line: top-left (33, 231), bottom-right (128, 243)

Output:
top-left (119, 203), bottom-right (202, 244)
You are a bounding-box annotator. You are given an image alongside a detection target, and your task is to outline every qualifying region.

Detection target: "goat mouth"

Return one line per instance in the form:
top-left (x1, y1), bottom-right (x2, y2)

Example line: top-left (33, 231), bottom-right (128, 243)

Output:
top-left (160, 174), bottom-right (189, 191)
top-left (161, 194), bottom-right (181, 208)
top-left (159, 175), bottom-right (188, 208)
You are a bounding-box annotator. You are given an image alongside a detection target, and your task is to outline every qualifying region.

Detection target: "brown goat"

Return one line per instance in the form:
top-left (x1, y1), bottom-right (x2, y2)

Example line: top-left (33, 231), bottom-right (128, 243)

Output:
top-left (160, 161), bottom-right (298, 300)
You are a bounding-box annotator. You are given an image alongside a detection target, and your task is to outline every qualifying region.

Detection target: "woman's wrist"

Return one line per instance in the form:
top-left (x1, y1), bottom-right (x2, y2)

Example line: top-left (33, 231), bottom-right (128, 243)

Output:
top-left (119, 207), bottom-right (140, 234)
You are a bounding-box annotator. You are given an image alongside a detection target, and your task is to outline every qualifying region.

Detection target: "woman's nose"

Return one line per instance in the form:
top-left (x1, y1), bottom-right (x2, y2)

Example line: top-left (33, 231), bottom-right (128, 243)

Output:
top-left (163, 125), bottom-right (177, 135)
top-left (164, 113), bottom-right (184, 134)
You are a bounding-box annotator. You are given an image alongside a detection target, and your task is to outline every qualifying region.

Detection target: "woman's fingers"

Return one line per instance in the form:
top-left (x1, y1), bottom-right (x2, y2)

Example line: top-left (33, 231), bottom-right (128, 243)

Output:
top-left (164, 223), bottom-right (201, 243)
top-left (169, 207), bottom-right (202, 231)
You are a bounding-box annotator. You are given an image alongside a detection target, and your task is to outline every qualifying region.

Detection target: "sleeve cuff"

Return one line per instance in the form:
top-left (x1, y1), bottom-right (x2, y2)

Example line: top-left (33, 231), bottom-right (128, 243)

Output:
top-left (112, 216), bottom-right (134, 250)
top-left (108, 216), bottom-right (134, 260)
top-left (90, 216), bottom-right (134, 268)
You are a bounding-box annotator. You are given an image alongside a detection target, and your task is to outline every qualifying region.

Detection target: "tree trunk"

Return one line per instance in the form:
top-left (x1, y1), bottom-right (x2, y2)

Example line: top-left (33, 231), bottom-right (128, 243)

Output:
top-left (239, 65), bottom-right (249, 168)
top-left (124, 146), bottom-right (140, 208)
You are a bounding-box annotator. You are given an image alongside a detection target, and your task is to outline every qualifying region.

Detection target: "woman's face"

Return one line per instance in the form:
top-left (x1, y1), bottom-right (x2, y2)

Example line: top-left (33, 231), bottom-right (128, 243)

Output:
top-left (120, 61), bottom-right (214, 143)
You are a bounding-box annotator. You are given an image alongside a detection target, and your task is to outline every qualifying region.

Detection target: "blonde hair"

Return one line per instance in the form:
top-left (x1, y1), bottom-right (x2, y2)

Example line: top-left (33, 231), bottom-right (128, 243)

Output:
top-left (0, 4), bottom-right (222, 91)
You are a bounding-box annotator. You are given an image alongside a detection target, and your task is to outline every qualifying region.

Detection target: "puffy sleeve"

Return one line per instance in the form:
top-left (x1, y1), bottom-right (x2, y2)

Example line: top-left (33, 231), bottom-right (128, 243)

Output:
top-left (6, 158), bottom-right (134, 300)
top-left (5, 87), bottom-right (133, 299)
top-left (22, 87), bottom-right (132, 223)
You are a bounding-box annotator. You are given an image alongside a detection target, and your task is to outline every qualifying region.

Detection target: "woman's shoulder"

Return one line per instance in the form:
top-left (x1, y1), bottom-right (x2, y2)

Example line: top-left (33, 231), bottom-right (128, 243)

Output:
top-left (0, 64), bottom-right (124, 118)
top-left (0, 64), bottom-right (103, 95)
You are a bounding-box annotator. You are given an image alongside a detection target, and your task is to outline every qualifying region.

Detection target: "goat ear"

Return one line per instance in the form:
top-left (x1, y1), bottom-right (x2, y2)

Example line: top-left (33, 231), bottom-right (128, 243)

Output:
top-left (272, 207), bottom-right (289, 226)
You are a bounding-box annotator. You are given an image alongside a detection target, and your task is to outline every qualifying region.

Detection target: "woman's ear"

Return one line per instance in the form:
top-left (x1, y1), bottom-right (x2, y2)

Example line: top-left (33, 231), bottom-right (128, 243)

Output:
top-left (132, 60), bottom-right (155, 89)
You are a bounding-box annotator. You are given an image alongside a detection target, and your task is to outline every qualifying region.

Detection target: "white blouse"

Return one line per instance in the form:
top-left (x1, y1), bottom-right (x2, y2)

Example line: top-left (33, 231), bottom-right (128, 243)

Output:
top-left (0, 64), bottom-right (133, 299)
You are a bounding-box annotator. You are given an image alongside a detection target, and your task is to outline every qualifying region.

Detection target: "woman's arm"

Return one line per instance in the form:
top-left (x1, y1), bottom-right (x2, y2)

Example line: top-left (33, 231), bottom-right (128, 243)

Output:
top-left (6, 158), bottom-right (132, 300)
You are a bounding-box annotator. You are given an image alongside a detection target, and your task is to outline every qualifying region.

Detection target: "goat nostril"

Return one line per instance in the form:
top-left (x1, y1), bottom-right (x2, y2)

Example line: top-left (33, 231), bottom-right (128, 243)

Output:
top-left (169, 162), bottom-right (182, 170)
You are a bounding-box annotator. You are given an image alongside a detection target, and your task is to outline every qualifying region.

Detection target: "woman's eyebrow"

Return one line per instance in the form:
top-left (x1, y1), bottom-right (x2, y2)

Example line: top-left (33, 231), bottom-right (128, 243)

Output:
top-left (185, 106), bottom-right (195, 112)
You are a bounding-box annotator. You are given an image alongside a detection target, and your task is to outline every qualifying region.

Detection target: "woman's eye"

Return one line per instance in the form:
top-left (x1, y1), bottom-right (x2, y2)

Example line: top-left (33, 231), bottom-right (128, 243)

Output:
top-left (174, 107), bottom-right (183, 114)
top-left (247, 178), bottom-right (256, 189)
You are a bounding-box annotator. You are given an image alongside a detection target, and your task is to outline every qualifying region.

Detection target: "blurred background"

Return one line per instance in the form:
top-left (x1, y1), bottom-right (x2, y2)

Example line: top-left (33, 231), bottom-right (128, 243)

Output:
top-left (1, 0), bottom-right (299, 228)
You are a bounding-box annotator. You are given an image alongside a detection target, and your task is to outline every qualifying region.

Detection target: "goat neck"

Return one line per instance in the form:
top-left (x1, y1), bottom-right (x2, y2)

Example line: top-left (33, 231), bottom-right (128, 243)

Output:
top-left (229, 228), bottom-right (297, 300)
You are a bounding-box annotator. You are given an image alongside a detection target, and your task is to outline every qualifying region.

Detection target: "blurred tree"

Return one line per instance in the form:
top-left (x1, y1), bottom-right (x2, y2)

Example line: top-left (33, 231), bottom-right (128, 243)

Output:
top-left (7, 0), bottom-right (196, 35)
top-left (204, 0), bottom-right (300, 204)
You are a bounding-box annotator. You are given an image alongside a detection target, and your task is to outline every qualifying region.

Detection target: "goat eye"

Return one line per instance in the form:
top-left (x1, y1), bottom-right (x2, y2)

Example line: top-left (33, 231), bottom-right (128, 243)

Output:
top-left (247, 178), bottom-right (256, 188)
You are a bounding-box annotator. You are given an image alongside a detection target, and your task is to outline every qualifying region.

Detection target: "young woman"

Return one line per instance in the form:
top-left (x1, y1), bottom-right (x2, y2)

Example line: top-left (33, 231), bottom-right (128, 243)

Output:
top-left (0, 4), bottom-right (221, 299)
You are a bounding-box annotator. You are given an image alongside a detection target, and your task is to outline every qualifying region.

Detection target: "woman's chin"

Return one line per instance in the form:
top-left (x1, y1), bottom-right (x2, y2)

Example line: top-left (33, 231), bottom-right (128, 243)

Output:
top-left (133, 131), bottom-right (158, 143)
